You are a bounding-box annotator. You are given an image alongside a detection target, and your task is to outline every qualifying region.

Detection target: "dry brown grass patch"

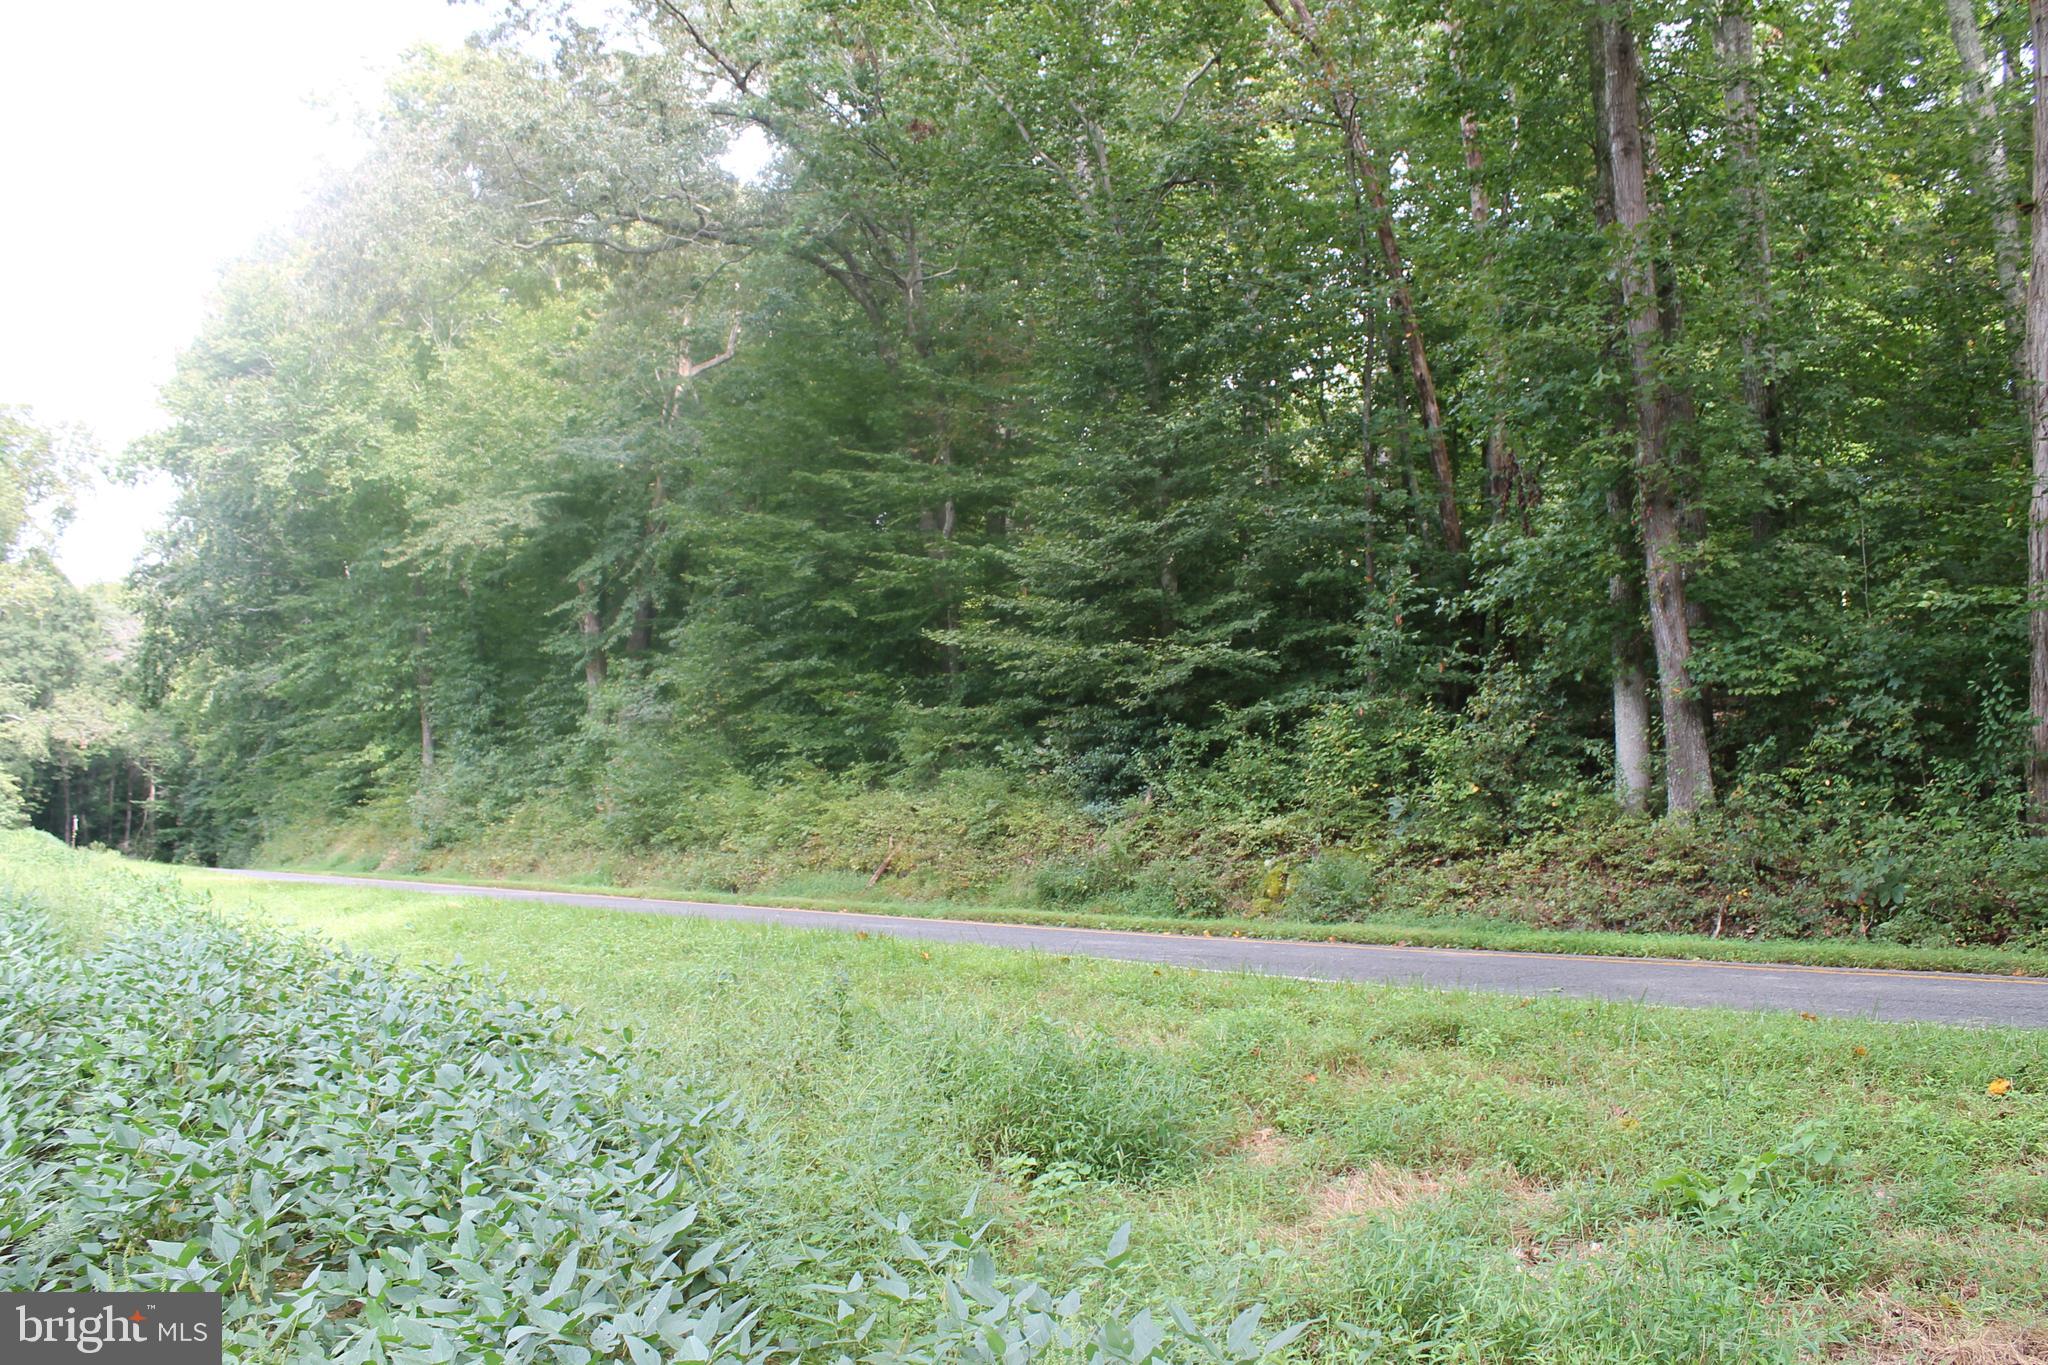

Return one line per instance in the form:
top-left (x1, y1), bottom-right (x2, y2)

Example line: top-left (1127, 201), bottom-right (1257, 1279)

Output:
top-left (1233, 1125), bottom-right (1294, 1168)
top-left (1313, 1163), bottom-right (1446, 1220)
top-left (1270, 1161), bottom-right (1557, 1250)
top-left (1842, 1294), bottom-right (2048, 1364)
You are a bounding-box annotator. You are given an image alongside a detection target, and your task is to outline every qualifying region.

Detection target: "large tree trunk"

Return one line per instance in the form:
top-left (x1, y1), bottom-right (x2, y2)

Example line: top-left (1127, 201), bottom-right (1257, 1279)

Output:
top-left (1381, 303), bottom-right (1430, 544)
top-left (1715, 6), bottom-right (1782, 524)
top-left (627, 596), bottom-right (655, 657)
top-left (1602, 9), bottom-right (1716, 814)
top-left (625, 321), bottom-right (738, 666)
top-left (1590, 18), bottom-right (1653, 810)
top-left (1359, 297), bottom-right (1380, 584)
top-left (1951, 0), bottom-right (2026, 347)
top-left (1609, 492), bottom-right (1654, 812)
top-left (1612, 659), bottom-right (1653, 812)
top-left (2025, 0), bottom-right (2048, 828)
top-left (1265, 0), bottom-right (1463, 554)
top-left (1344, 156), bottom-right (1382, 579)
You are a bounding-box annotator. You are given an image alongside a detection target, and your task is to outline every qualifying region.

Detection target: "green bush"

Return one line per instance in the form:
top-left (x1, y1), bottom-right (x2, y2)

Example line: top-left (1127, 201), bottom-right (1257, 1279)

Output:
top-left (1031, 848), bottom-right (1134, 907)
top-left (1289, 851), bottom-right (1385, 922)
top-left (1296, 694), bottom-right (1444, 833)
top-left (1123, 858), bottom-right (1229, 918)
top-left (0, 890), bottom-right (766, 1362)
top-left (0, 769), bottom-right (25, 828)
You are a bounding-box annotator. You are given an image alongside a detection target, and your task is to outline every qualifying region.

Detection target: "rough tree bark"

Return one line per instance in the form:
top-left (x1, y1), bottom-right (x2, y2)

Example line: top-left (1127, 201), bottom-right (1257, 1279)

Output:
top-left (1342, 136), bottom-right (1383, 575)
top-left (1590, 18), bottom-right (1653, 812)
top-left (1461, 107), bottom-right (1527, 526)
top-left (1950, 0), bottom-right (2026, 347)
top-left (2025, 0), bottom-right (2048, 828)
top-left (1602, 9), bottom-right (1716, 813)
top-left (902, 219), bottom-right (963, 676)
top-left (1360, 291), bottom-right (1380, 584)
top-left (1607, 488), bottom-right (1653, 810)
top-left (1265, 0), bottom-right (1464, 553)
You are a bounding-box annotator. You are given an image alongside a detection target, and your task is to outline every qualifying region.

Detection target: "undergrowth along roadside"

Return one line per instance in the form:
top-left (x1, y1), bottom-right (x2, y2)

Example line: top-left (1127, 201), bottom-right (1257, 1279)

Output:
top-left (251, 766), bottom-right (2048, 962)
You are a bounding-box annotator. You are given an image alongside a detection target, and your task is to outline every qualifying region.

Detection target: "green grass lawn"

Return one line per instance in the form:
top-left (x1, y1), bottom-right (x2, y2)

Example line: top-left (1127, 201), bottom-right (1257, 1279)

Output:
top-left (242, 860), bottom-right (2048, 977)
top-left (160, 866), bottom-right (2048, 1362)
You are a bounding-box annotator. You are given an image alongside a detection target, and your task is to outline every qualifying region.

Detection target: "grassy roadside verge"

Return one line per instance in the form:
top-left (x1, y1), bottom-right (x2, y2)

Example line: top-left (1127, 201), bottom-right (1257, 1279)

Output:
top-left (233, 861), bottom-right (2048, 977)
top-left (0, 832), bottom-right (1300, 1363)
top-left (7, 837), bottom-right (2048, 1359)
top-left (168, 860), bottom-right (2048, 1360)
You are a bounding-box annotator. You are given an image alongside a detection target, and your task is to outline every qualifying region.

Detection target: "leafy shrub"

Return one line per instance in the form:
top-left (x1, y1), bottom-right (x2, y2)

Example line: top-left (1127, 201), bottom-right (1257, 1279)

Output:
top-left (1714, 1187), bottom-right (1878, 1293)
top-left (1291, 665), bottom-right (1592, 847)
top-left (1123, 859), bottom-right (1228, 918)
top-left (1031, 849), bottom-right (1134, 907)
top-left (1656, 1123), bottom-right (1844, 1225)
top-left (1289, 852), bottom-right (1384, 922)
top-left (1408, 665), bottom-right (1596, 847)
top-left (1656, 1124), bottom-right (1874, 1292)
top-left (814, 1222), bottom-right (1306, 1365)
top-left (0, 893), bottom-right (766, 1363)
top-left (267, 740), bottom-right (2048, 945)
top-left (927, 1020), bottom-right (1213, 1183)
top-left (1296, 694), bottom-right (1445, 833)
top-left (0, 769), bottom-right (24, 828)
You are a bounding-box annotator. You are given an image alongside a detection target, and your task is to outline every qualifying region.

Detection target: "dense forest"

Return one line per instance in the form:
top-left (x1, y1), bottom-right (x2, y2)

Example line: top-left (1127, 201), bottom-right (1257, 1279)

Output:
top-left (10, 0), bottom-right (2048, 942)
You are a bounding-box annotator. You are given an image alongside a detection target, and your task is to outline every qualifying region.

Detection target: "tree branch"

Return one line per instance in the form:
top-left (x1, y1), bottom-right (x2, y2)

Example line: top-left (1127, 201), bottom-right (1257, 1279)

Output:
top-left (1166, 53), bottom-right (1219, 127)
top-left (651, 0), bottom-right (759, 93)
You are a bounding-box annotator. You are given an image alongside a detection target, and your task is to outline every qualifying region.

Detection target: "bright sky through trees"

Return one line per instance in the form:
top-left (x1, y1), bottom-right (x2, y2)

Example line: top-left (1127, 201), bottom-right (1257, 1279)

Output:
top-left (3, 0), bottom-right (484, 582)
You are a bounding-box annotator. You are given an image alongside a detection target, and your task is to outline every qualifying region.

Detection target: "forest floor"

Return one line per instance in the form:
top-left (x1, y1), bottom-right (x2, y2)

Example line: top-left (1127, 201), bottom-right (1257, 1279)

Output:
top-left (164, 867), bottom-right (2048, 1361)
top-left (245, 857), bottom-right (2048, 978)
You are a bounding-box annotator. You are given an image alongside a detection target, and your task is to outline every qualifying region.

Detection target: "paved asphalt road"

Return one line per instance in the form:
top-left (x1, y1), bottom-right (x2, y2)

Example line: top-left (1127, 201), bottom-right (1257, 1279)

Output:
top-left (215, 869), bottom-right (2048, 1028)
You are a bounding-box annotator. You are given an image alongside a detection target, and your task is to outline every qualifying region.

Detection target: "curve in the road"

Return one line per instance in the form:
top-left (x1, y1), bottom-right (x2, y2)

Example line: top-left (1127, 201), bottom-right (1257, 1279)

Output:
top-left (212, 869), bottom-right (2048, 1029)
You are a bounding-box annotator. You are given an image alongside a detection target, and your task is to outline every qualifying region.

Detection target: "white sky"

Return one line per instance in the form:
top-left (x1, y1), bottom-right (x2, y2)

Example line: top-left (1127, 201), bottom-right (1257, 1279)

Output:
top-left (6, 0), bottom-right (487, 583)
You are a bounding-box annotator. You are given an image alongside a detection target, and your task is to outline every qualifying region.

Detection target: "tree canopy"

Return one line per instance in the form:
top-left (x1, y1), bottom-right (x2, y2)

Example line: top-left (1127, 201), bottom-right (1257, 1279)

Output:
top-left (23, 0), bottom-right (2045, 928)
